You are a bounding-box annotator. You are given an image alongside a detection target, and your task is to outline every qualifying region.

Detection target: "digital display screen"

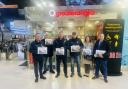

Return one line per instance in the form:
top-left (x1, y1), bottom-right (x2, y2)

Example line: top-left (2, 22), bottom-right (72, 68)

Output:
top-left (57, 0), bottom-right (113, 6)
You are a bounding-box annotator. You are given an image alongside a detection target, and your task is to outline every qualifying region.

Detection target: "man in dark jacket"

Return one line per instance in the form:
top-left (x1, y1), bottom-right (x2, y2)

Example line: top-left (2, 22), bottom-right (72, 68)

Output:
top-left (92, 33), bottom-right (109, 83)
top-left (67, 32), bottom-right (84, 78)
top-left (42, 32), bottom-right (55, 74)
top-left (29, 33), bottom-right (46, 82)
top-left (53, 31), bottom-right (68, 78)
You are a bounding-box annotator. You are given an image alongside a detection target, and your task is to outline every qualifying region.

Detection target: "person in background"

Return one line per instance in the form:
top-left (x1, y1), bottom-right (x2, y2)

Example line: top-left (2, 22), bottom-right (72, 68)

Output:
top-left (92, 33), bottom-right (109, 83)
top-left (67, 32), bottom-right (84, 78)
top-left (42, 32), bottom-right (55, 74)
top-left (83, 36), bottom-right (93, 77)
top-left (0, 42), bottom-right (2, 52)
top-left (29, 33), bottom-right (46, 83)
top-left (53, 31), bottom-right (68, 78)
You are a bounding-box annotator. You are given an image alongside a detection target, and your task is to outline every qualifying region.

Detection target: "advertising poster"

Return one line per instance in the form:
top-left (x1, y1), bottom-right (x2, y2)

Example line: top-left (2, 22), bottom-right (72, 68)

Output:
top-left (103, 19), bottom-right (124, 75)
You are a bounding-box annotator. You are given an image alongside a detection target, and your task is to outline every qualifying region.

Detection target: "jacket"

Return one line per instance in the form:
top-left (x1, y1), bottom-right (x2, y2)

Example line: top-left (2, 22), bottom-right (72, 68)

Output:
top-left (93, 40), bottom-right (109, 61)
top-left (53, 38), bottom-right (68, 56)
top-left (67, 37), bottom-right (84, 57)
top-left (29, 40), bottom-right (43, 61)
top-left (41, 39), bottom-right (54, 57)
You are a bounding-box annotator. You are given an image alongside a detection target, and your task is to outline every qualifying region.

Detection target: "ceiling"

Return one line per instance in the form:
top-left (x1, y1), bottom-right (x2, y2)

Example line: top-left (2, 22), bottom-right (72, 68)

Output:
top-left (1, 0), bottom-right (31, 9)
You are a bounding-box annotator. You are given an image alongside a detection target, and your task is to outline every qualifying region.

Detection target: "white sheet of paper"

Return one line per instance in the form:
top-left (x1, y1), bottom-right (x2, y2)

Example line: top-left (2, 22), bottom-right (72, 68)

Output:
top-left (96, 50), bottom-right (106, 54)
top-left (45, 39), bottom-right (53, 45)
top-left (94, 50), bottom-right (106, 57)
top-left (38, 47), bottom-right (47, 54)
top-left (71, 45), bottom-right (80, 52)
top-left (83, 48), bottom-right (92, 55)
top-left (56, 47), bottom-right (64, 55)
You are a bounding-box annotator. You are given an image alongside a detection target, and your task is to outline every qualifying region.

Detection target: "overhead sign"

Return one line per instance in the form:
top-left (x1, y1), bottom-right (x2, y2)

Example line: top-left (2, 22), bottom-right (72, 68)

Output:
top-left (49, 9), bottom-right (96, 17)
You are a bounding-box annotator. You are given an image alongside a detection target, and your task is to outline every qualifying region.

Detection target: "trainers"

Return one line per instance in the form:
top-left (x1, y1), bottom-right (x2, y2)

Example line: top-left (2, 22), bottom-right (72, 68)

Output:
top-left (50, 70), bottom-right (55, 74)
top-left (55, 74), bottom-right (60, 78)
top-left (83, 74), bottom-right (89, 77)
top-left (65, 74), bottom-right (68, 78)
top-left (78, 74), bottom-right (82, 78)
top-left (43, 70), bottom-right (47, 74)
top-left (35, 78), bottom-right (38, 82)
top-left (104, 79), bottom-right (108, 83)
top-left (40, 76), bottom-right (46, 80)
top-left (92, 76), bottom-right (98, 79)
top-left (70, 74), bottom-right (74, 77)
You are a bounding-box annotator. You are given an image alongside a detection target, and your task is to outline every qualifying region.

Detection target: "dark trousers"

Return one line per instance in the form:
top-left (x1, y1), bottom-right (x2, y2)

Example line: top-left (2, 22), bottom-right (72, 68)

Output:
top-left (56, 55), bottom-right (67, 75)
top-left (43, 56), bottom-right (53, 71)
top-left (33, 59), bottom-right (43, 79)
top-left (84, 64), bottom-right (91, 74)
top-left (95, 60), bottom-right (107, 79)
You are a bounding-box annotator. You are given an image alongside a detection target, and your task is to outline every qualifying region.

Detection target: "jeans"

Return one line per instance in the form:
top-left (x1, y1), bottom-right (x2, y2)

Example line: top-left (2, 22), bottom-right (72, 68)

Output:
top-left (71, 56), bottom-right (81, 75)
top-left (43, 56), bottom-right (53, 71)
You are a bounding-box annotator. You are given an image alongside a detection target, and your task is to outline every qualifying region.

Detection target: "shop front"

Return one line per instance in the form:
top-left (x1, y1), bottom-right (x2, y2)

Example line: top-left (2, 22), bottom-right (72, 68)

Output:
top-left (25, 5), bottom-right (124, 75)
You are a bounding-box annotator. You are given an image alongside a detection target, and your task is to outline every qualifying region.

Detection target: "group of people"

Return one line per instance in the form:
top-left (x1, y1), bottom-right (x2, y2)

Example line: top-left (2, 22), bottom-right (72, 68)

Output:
top-left (29, 31), bottom-right (109, 83)
top-left (0, 41), bottom-right (18, 53)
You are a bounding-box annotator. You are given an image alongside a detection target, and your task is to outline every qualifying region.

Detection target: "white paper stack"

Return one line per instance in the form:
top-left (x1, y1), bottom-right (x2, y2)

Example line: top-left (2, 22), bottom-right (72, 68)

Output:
top-left (38, 47), bottom-right (47, 54)
top-left (83, 48), bottom-right (92, 56)
top-left (94, 50), bottom-right (106, 57)
top-left (56, 47), bottom-right (65, 55)
top-left (71, 45), bottom-right (80, 52)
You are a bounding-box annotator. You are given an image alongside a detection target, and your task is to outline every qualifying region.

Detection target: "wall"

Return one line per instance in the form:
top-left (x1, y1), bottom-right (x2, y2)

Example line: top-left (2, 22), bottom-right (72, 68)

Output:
top-left (122, 9), bottom-right (128, 65)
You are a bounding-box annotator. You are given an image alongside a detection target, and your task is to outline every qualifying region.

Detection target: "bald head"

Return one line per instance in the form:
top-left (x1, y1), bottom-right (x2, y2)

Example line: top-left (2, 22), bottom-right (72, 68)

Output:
top-left (44, 32), bottom-right (49, 39)
top-left (99, 33), bottom-right (105, 41)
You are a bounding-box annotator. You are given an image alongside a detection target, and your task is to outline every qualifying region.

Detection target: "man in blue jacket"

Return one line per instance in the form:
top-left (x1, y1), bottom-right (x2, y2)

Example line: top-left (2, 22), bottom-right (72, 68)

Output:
top-left (92, 33), bottom-right (109, 83)
top-left (53, 31), bottom-right (68, 78)
top-left (68, 32), bottom-right (84, 78)
top-left (29, 33), bottom-right (46, 82)
top-left (42, 33), bottom-right (55, 74)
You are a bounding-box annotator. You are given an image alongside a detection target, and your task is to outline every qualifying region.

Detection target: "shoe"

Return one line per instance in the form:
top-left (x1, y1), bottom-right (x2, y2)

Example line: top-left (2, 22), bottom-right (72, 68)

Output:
top-left (70, 74), bottom-right (74, 77)
top-left (55, 74), bottom-right (60, 78)
top-left (83, 74), bottom-right (89, 77)
top-left (65, 74), bottom-right (68, 78)
top-left (43, 70), bottom-right (47, 74)
top-left (35, 79), bottom-right (38, 82)
top-left (40, 76), bottom-right (46, 80)
top-left (92, 76), bottom-right (98, 79)
top-left (50, 70), bottom-right (55, 74)
top-left (78, 74), bottom-right (82, 78)
top-left (104, 79), bottom-right (108, 83)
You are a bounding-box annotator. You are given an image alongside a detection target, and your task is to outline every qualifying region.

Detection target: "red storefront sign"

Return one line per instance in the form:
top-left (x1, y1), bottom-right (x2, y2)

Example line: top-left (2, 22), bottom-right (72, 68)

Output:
top-left (49, 9), bottom-right (96, 17)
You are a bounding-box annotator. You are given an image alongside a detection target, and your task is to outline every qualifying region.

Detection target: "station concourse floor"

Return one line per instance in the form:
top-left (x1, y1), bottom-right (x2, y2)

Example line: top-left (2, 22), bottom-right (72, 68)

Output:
top-left (0, 59), bottom-right (128, 89)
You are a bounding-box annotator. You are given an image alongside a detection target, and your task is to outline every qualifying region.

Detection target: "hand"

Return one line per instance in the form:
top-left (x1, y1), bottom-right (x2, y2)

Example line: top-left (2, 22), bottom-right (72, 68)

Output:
top-left (98, 54), bottom-right (103, 58)
top-left (77, 46), bottom-right (80, 50)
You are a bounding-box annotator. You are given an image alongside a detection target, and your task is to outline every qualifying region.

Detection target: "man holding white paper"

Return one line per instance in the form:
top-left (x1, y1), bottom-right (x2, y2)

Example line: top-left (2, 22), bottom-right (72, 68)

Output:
top-left (29, 33), bottom-right (46, 83)
top-left (67, 32), bottom-right (84, 78)
top-left (42, 33), bottom-right (55, 74)
top-left (53, 31), bottom-right (68, 78)
top-left (92, 33), bottom-right (109, 83)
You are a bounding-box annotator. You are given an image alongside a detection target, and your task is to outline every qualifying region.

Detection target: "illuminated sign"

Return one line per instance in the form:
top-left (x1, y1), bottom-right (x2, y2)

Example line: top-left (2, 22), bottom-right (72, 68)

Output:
top-left (49, 9), bottom-right (96, 17)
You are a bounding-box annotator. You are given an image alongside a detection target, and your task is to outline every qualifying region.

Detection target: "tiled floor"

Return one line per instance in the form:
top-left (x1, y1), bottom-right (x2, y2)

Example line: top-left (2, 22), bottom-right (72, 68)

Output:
top-left (0, 60), bottom-right (128, 89)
